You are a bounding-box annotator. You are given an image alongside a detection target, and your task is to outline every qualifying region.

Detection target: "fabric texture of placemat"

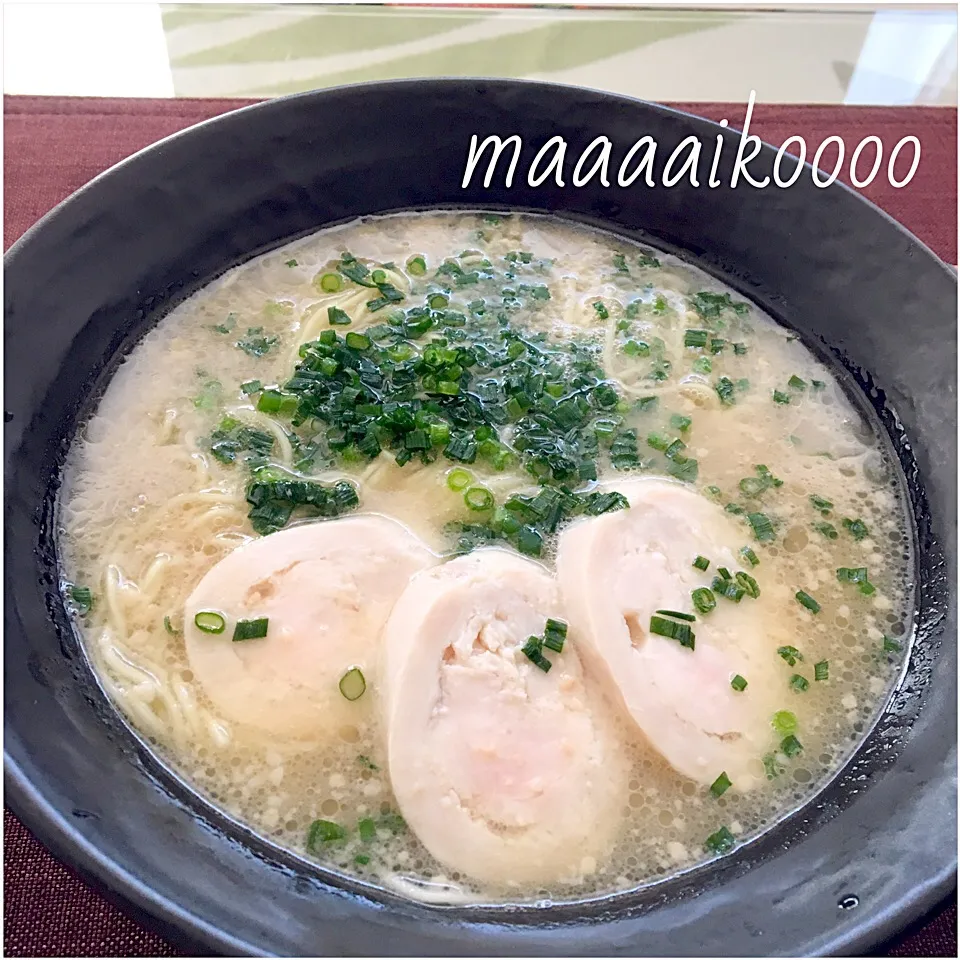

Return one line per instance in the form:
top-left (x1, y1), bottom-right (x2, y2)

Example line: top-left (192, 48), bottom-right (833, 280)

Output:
top-left (3, 94), bottom-right (957, 958)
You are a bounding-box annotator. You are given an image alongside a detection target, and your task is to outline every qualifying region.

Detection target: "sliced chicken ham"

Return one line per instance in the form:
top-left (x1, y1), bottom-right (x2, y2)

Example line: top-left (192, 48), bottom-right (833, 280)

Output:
top-left (557, 478), bottom-right (783, 790)
top-left (382, 549), bottom-right (625, 887)
top-left (184, 515), bottom-right (436, 738)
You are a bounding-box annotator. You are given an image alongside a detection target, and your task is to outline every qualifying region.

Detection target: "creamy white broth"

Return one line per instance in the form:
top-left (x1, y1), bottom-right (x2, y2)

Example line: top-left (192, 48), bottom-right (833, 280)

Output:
top-left (59, 212), bottom-right (912, 903)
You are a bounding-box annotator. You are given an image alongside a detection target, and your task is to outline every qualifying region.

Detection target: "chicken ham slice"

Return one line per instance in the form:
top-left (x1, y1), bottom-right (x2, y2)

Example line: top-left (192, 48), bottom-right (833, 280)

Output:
top-left (382, 549), bottom-right (625, 887)
top-left (557, 478), bottom-right (782, 790)
top-left (184, 515), bottom-right (436, 738)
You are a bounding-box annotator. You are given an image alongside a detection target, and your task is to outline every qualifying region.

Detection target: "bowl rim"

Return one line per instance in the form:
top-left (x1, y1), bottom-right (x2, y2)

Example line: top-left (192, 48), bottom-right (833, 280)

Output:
top-left (4, 76), bottom-right (957, 957)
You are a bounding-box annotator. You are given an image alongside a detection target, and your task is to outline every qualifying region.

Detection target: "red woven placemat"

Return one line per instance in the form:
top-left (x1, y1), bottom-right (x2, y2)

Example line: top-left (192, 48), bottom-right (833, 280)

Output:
top-left (4, 95), bottom-right (957, 957)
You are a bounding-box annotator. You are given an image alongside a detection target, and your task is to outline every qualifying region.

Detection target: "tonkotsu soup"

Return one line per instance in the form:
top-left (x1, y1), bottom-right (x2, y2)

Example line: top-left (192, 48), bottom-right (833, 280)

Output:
top-left (59, 212), bottom-right (914, 904)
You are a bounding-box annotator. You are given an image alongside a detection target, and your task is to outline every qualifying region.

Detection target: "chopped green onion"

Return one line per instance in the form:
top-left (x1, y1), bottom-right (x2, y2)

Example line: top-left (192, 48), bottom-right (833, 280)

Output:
top-left (354, 854), bottom-right (370, 866)
top-left (772, 390), bottom-right (791, 405)
top-left (307, 819), bottom-right (347, 850)
top-left (814, 660), bottom-right (829, 681)
top-left (684, 329), bottom-right (709, 349)
top-left (740, 546), bottom-right (760, 567)
top-left (371, 269), bottom-right (387, 285)
top-left (464, 486), bottom-right (494, 512)
top-left (521, 636), bottom-right (552, 672)
top-left (715, 376), bottom-right (735, 405)
top-left (883, 635), bottom-right (902, 653)
top-left (543, 618), bottom-right (568, 653)
top-left (712, 575), bottom-right (745, 602)
top-left (763, 752), bottom-right (784, 780)
top-left (233, 617), bottom-right (269, 641)
top-left (692, 588), bottom-right (716, 614)
top-left (735, 571), bottom-right (760, 598)
top-left (693, 555), bottom-right (710, 571)
top-left (593, 301), bottom-right (609, 320)
top-left (240, 379), bottom-right (262, 395)
top-left (407, 255), bottom-right (427, 275)
top-left (339, 667), bottom-right (366, 701)
top-left (194, 611), bottom-right (225, 634)
top-left (428, 293), bottom-right (449, 310)
top-left (747, 512), bottom-right (775, 541)
top-left (670, 414), bottom-right (692, 432)
top-left (809, 494), bottom-right (833, 514)
top-left (733, 342), bottom-right (748, 355)
top-left (788, 375), bottom-right (807, 390)
top-left (317, 273), bottom-right (343, 293)
top-left (710, 772), bottom-right (732, 798)
top-left (813, 521), bottom-right (839, 540)
top-left (68, 585), bottom-right (93, 614)
top-left (837, 567), bottom-right (874, 596)
top-left (516, 525), bottom-right (543, 557)
top-left (357, 754), bottom-right (379, 771)
top-left (795, 589), bottom-right (820, 613)
top-left (811, 379), bottom-right (826, 390)
top-left (781, 734), bottom-right (804, 757)
top-left (789, 673), bottom-right (810, 693)
top-left (358, 817), bottom-right (377, 843)
top-left (344, 331), bottom-right (371, 351)
top-left (717, 567), bottom-right (732, 580)
top-left (649, 615), bottom-right (695, 650)
top-left (777, 645), bottom-right (803, 667)
top-left (842, 518), bottom-right (869, 540)
top-left (328, 306), bottom-right (351, 325)
top-left (730, 674), bottom-right (748, 692)
top-left (623, 339), bottom-right (650, 357)
top-left (446, 467), bottom-right (472, 492)
top-left (163, 615), bottom-right (178, 635)
top-left (771, 710), bottom-right (798, 736)
top-left (656, 609), bottom-right (696, 622)
top-left (705, 826), bottom-right (735, 855)
top-left (285, 259), bottom-right (298, 267)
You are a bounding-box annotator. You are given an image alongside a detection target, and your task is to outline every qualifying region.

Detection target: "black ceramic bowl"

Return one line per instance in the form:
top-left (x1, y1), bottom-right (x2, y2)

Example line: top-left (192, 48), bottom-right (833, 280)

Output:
top-left (4, 80), bottom-right (957, 957)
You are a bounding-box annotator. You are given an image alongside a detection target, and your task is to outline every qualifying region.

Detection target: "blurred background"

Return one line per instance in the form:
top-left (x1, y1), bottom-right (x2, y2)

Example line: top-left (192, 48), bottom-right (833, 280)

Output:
top-left (3, 1), bottom-right (957, 105)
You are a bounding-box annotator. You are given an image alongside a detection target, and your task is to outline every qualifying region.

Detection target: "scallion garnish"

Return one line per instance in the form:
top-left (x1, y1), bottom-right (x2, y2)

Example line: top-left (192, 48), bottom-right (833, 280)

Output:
top-left (68, 584), bottom-right (94, 614)
top-left (464, 486), bottom-right (494, 512)
top-left (777, 645), bottom-right (803, 666)
top-left (814, 660), bottom-right (829, 681)
top-left (837, 566), bottom-right (875, 595)
top-left (692, 588), bottom-right (716, 614)
top-left (693, 555), bottom-right (710, 571)
top-left (747, 512), bottom-right (775, 541)
top-left (670, 414), bottom-right (692, 432)
top-left (344, 331), bottom-right (371, 351)
top-left (194, 611), bottom-right (226, 634)
top-left (788, 375), bottom-right (807, 390)
top-left (339, 667), bottom-right (366, 701)
top-left (795, 590), bottom-right (820, 614)
top-left (542, 618), bottom-right (568, 653)
top-left (593, 301), bottom-right (609, 320)
top-left (740, 546), bottom-right (760, 567)
top-left (789, 673), bottom-right (810, 693)
top-left (307, 819), bottom-right (347, 851)
top-left (771, 710), bottom-right (797, 736)
top-left (712, 575), bottom-right (745, 603)
top-left (357, 817), bottom-right (377, 843)
top-left (317, 272), bottom-right (343, 293)
top-left (446, 468), bottom-right (472, 492)
top-left (813, 521), bottom-right (839, 539)
top-left (705, 826), bottom-right (735, 855)
top-left (772, 390), bottom-right (791, 405)
top-left (233, 617), bottom-right (269, 641)
top-left (521, 635), bottom-right (552, 672)
top-left (842, 518), bottom-right (869, 540)
top-left (715, 376), bottom-right (736, 405)
top-left (406, 255), bottom-right (427, 275)
top-left (781, 734), bottom-right (803, 757)
top-left (809, 494), bottom-right (833, 514)
top-left (733, 571), bottom-right (758, 598)
top-left (883, 635), bottom-right (902, 654)
top-left (163, 615), bottom-right (178, 635)
top-left (656, 609), bottom-right (696, 622)
top-left (649, 615), bottom-right (695, 650)
top-left (709, 772), bottom-right (732, 798)
top-left (327, 306), bottom-right (351, 325)
top-left (684, 329), bottom-right (709, 349)
top-left (240, 379), bottom-right (262, 395)
top-left (730, 674), bottom-right (748, 692)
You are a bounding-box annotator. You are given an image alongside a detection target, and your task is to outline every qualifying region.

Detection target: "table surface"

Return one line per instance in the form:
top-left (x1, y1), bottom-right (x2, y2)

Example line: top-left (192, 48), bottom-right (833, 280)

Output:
top-left (2, 2), bottom-right (958, 105)
top-left (3, 94), bottom-right (957, 958)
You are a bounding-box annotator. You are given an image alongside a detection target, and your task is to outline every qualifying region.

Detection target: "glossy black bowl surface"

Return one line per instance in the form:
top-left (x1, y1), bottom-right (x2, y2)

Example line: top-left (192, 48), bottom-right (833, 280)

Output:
top-left (4, 80), bottom-right (956, 957)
